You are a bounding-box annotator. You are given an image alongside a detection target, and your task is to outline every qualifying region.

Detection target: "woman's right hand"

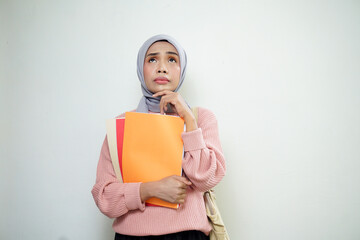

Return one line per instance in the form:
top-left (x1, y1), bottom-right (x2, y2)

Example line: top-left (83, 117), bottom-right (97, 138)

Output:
top-left (140, 175), bottom-right (192, 204)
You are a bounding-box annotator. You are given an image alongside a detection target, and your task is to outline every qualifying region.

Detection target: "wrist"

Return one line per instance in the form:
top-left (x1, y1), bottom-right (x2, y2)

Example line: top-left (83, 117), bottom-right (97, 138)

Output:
top-left (183, 113), bottom-right (194, 122)
top-left (184, 117), bottom-right (198, 132)
top-left (140, 182), bottom-right (156, 202)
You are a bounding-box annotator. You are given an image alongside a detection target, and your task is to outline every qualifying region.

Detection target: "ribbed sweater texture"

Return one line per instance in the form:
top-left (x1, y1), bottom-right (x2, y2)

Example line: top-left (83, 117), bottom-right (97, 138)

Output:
top-left (91, 107), bottom-right (226, 236)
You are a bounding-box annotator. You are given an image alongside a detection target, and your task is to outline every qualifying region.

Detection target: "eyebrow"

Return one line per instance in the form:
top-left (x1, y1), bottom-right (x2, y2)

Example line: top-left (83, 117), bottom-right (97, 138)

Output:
top-left (146, 51), bottom-right (179, 57)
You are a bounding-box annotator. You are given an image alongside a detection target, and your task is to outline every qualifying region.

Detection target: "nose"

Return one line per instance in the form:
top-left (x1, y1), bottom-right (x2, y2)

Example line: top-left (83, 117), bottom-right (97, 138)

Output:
top-left (157, 61), bottom-right (167, 73)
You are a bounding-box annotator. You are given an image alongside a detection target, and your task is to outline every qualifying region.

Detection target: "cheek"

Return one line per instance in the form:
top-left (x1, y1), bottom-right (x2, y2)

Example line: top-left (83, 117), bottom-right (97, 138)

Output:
top-left (143, 64), bottom-right (153, 82)
top-left (143, 65), bottom-right (153, 90)
top-left (143, 64), bottom-right (149, 78)
top-left (172, 65), bottom-right (181, 81)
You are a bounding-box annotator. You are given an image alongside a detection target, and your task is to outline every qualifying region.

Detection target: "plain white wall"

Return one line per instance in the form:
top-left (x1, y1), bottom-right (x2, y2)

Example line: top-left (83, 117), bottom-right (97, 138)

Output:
top-left (1, 0), bottom-right (360, 239)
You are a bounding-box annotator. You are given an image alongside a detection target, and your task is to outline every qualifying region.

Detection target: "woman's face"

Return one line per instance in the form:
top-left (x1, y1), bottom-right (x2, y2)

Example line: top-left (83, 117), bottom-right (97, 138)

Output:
top-left (143, 41), bottom-right (181, 94)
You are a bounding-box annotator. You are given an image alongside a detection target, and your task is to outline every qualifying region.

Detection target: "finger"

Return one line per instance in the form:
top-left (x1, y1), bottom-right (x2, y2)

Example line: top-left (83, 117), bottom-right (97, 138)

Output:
top-left (178, 193), bottom-right (186, 201)
top-left (176, 192), bottom-right (186, 201)
top-left (172, 175), bottom-right (186, 181)
top-left (153, 90), bottom-right (172, 98)
top-left (159, 94), bottom-right (172, 114)
top-left (159, 99), bottom-right (164, 115)
top-left (173, 175), bottom-right (192, 185)
top-left (180, 182), bottom-right (191, 189)
top-left (159, 96), bottom-right (166, 115)
top-left (152, 91), bottom-right (165, 97)
top-left (162, 96), bottom-right (180, 115)
top-left (181, 177), bottom-right (192, 186)
top-left (176, 188), bottom-right (186, 196)
top-left (158, 94), bottom-right (166, 114)
top-left (178, 181), bottom-right (189, 189)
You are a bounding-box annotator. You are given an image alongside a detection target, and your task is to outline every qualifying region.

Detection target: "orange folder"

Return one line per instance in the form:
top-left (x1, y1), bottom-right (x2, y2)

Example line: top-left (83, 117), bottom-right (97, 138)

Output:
top-left (122, 112), bottom-right (184, 209)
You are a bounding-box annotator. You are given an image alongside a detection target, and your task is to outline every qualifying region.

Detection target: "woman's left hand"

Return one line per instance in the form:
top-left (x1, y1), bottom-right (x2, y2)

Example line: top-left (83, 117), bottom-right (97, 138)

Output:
top-left (153, 90), bottom-right (198, 132)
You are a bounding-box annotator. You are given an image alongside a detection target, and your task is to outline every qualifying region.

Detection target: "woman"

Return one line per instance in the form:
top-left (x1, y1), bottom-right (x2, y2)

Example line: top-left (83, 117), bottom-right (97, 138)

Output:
top-left (92, 34), bottom-right (226, 240)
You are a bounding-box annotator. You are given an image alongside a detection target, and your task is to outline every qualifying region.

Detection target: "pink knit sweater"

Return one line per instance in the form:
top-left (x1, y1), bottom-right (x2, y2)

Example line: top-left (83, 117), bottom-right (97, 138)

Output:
top-left (91, 107), bottom-right (226, 236)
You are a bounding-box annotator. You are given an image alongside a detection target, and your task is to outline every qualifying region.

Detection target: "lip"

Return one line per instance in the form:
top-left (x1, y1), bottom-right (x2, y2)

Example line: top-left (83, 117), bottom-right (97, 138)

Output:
top-left (154, 77), bottom-right (170, 85)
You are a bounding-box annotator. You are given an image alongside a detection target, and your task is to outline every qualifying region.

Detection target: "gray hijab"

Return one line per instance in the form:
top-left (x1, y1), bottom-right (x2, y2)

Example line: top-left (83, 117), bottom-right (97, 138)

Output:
top-left (136, 34), bottom-right (187, 113)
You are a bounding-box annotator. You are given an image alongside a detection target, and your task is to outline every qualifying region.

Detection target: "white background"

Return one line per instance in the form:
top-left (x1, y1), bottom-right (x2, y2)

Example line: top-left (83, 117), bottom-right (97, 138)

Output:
top-left (1, 0), bottom-right (359, 239)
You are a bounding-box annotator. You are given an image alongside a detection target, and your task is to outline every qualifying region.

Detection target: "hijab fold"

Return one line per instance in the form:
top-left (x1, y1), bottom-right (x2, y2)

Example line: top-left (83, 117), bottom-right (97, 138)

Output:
top-left (136, 34), bottom-right (188, 113)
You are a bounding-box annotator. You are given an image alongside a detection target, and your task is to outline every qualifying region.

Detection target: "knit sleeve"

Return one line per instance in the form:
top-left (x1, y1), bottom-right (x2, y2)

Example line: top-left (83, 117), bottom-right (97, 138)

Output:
top-left (91, 136), bottom-right (145, 218)
top-left (181, 107), bottom-right (226, 192)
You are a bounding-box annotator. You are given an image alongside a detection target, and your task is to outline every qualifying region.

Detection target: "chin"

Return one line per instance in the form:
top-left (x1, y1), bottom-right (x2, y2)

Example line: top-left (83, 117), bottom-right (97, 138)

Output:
top-left (152, 86), bottom-right (176, 93)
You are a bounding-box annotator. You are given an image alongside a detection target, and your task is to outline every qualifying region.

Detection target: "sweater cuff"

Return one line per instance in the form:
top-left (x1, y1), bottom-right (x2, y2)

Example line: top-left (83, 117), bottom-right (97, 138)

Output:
top-left (181, 128), bottom-right (206, 152)
top-left (124, 182), bottom-right (145, 211)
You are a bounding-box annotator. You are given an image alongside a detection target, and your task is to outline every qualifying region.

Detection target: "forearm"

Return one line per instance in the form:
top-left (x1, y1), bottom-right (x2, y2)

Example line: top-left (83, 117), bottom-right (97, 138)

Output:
top-left (181, 108), bottom-right (226, 191)
top-left (183, 146), bottom-right (226, 191)
top-left (92, 136), bottom-right (145, 218)
top-left (92, 180), bottom-right (145, 218)
top-left (183, 108), bottom-right (198, 132)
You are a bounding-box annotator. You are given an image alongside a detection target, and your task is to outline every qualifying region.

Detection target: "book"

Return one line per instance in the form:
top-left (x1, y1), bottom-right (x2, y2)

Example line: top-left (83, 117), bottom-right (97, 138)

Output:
top-left (106, 112), bottom-right (185, 209)
top-left (106, 118), bottom-right (124, 182)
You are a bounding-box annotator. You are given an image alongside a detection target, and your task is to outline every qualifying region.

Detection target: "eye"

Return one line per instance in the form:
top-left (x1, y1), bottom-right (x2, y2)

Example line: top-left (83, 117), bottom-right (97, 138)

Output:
top-left (148, 58), bottom-right (156, 63)
top-left (169, 58), bottom-right (177, 63)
